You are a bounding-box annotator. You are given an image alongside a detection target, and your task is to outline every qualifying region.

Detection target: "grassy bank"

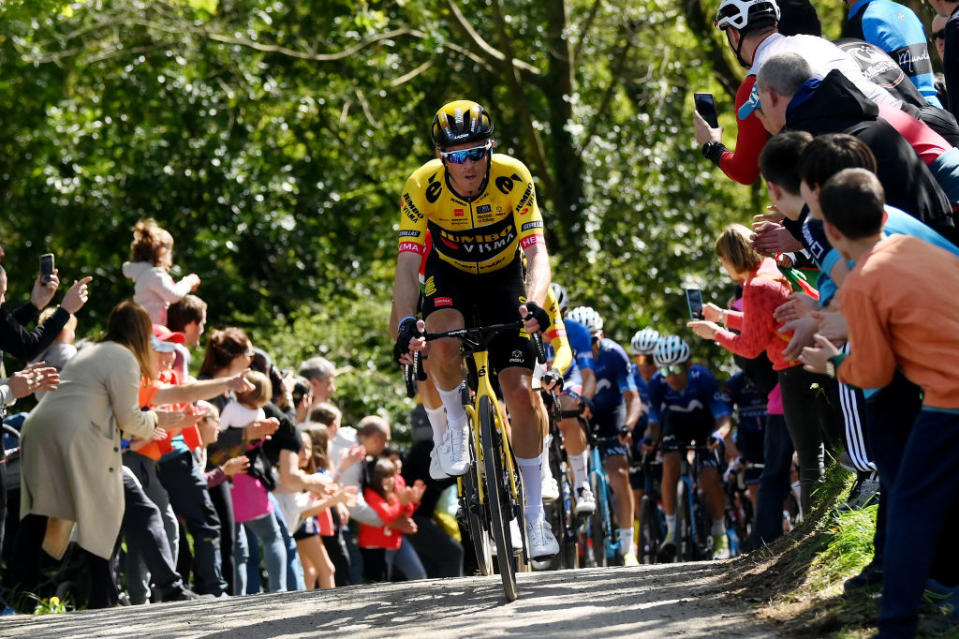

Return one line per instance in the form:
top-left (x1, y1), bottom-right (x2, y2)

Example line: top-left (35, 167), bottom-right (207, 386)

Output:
top-left (721, 464), bottom-right (959, 638)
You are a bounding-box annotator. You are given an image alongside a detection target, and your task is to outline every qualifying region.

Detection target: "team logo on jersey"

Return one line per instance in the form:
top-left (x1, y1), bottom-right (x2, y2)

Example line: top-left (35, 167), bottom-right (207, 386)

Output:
top-left (435, 296), bottom-right (453, 307)
top-left (510, 349), bottom-right (525, 363)
top-left (521, 221), bottom-right (542, 231)
top-left (424, 276), bottom-right (436, 297)
top-left (398, 230), bottom-right (421, 237)
top-left (454, 208), bottom-right (465, 217)
top-left (477, 204), bottom-right (491, 214)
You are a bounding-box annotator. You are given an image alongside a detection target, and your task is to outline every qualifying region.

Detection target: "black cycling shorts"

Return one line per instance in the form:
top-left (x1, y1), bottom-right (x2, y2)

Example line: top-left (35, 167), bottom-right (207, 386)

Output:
top-left (593, 403), bottom-right (628, 458)
top-left (422, 252), bottom-right (535, 373)
top-left (660, 410), bottom-right (718, 468)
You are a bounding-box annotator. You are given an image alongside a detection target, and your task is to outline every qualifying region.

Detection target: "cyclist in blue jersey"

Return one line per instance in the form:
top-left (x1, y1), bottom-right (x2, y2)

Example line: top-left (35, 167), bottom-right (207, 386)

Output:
top-left (842, 0), bottom-right (942, 108)
top-left (648, 336), bottom-right (734, 561)
top-left (568, 306), bottom-right (642, 566)
top-left (628, 328), bottom-right (661, 539)
top-left (723, 368), bottom-right (768, 515)
top-left (551, 285), bottom-right (597, 514)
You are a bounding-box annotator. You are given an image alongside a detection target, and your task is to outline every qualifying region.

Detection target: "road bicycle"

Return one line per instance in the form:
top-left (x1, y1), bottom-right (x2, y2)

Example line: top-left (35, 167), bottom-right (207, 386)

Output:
top-left (674, 444), bottom-right (716, 562)
top-left (538, 386), bottom-right (579, 570)
top-left (407, 320), bottom-right (542, 601)
top-left (636, 449), bottom-right (665, 565)
top-left (579, 431), bottom-right (622, 567)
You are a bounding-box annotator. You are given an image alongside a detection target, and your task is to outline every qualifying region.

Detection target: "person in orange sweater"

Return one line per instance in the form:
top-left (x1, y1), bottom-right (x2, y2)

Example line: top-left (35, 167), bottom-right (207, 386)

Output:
top-left (800, 168), bottom-right (959, 639)
top-left (359, 457), bottom-right (427, 582)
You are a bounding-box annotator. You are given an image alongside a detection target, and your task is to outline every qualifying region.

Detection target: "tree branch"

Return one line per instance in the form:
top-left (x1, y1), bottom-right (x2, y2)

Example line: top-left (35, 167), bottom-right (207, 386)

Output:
top-left (572, 0), bottom-right (603, 65)
top-left (445, 0), bottom-right (545, 87)
top-left (486, 0), bottom-right (559, 206)
top-left (577, 30), bottom-right (634, 156)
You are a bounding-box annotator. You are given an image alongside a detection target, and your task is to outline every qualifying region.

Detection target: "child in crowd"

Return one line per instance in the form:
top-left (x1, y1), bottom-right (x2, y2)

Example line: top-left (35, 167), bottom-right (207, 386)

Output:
top-left (359, 457), bottom-right (427, 582)
top-left (122, 218), bottom-right (201, 324)
top-left (30, 307), bottom-right (78, 371)
top-left (288, 427), bottom-right (357, 589)
top-left (221, 371), bottom-right (288, 592)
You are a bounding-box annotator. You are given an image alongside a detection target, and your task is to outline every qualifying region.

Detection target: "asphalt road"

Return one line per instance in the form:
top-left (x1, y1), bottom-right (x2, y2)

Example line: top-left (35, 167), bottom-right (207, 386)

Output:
top-left (0, 562), bottom-right (778, 638)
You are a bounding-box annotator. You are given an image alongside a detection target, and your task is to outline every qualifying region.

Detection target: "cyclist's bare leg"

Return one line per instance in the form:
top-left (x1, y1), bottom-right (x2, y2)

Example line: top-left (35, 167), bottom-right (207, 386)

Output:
top-left (500, 366), bottom-right (548, 522)
top-left (661, 451), bottom-right (680, 517)
top-left (605, 454), bottom-right (635, 555)
top-left (424, 309), bottom-right (466, 390)
top-left (424, 309), bottom-right (471, 475)
top-left (700, 466), bottom-right (728, 522)
top-left (557, 395), bottom-right (589, 486)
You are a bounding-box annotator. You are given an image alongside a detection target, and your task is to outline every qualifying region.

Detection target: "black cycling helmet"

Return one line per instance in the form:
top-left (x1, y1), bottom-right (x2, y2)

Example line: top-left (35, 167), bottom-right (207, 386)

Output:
top-left (431, 100), bottom-right (494, 148)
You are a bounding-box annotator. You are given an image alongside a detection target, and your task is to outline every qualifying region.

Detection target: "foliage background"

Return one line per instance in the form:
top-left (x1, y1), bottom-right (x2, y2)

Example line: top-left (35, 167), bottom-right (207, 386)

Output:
top-left (0, 0), bottom-right (921, 437)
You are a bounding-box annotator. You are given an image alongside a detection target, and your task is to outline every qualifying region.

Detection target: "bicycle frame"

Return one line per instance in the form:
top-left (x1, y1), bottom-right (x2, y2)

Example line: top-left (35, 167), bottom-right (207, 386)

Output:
top-left (460, 348), bottom-right (523, 523)
top-left (588, 443), bottom-right (620, 562)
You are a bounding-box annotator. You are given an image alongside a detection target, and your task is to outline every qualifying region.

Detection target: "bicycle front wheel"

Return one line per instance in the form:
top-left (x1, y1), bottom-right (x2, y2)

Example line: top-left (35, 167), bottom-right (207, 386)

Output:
top-left (462, 454), bottom-right (493, 576)
top-left (480, 395), bottom-right (518, 601)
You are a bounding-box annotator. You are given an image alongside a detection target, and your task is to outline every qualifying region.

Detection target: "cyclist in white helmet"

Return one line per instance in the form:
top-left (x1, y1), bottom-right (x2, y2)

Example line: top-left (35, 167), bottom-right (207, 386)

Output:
top-left (582, 307), bottom-right (643, 566)
top-left (647, 336), bottom-right (734, 560)
top-left (627, 327), bottom-right (661, 549)
top-left (695, 0), bottom-right (900, 186)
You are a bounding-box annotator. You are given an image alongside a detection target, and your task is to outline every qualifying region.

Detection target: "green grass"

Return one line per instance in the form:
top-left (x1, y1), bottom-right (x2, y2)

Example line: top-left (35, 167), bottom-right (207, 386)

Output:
top-left (721, 461), bottom-right (959, 638)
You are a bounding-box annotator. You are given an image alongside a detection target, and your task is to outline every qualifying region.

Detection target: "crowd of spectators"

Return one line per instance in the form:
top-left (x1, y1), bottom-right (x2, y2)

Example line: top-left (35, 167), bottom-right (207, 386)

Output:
top-left (0, 2), bottom-right (958, 638)
top-left (688, 1), bottom-right (959, 637)
top-left (0, 217), bottom-right (462, 614)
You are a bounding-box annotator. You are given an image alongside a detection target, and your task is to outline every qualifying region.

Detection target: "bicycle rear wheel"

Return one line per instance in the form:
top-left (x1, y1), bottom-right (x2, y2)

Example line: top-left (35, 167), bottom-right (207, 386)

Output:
top-left (480, 395), bottom-right (518, 601)
top-left (676, 479), bottom-right (694, 562)
top-left (638, 494), bottom-right (661, 564)
top-left (588, 473), bottom-right (609, 568)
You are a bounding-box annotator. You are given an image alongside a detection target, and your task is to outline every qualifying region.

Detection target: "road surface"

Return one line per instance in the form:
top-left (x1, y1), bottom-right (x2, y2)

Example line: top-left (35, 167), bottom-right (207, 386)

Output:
top-left (0, 562), bottom-right (778, 638)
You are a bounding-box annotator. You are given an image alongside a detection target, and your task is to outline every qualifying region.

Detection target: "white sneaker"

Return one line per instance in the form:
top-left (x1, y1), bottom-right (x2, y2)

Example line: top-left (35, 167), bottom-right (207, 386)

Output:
top-left (439, 422), bottom-right (469, 476)
top-left (509, 518), bottom-right (524, 550)
top-left (527, 519), bottom-right (559, 559)
top-left (575, 485), bottom-right (596, 515)
top-left (541, 475), bottom-right (559, 504)
top-left (429, 447), bottom-right (448, 480)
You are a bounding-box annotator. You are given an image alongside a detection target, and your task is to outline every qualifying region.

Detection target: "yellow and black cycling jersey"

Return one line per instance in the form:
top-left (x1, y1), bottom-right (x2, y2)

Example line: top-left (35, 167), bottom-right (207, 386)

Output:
top-left (542, 286), bottom-right (572, 377)
top-left (398, 153), bottom-right (545, 275)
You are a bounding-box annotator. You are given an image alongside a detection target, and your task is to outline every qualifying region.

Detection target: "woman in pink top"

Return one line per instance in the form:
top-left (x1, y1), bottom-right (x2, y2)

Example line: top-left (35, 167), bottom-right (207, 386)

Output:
top-left (689, 224), bottom-right (840, 518)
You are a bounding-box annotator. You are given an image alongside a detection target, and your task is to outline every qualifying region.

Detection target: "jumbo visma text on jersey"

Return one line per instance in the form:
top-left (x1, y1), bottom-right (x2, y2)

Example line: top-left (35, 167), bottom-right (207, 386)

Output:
top-left (398, 153), bottom-right (545, 275)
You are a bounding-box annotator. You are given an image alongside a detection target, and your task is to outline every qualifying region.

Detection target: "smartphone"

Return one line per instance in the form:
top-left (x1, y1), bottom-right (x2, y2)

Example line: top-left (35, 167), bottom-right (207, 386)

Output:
top-left (685, 288), bottom-right (704, 320)
top-left (694, 92), bottom-right (719, 128)
top-left (39, 253), bottom-right (55, 284)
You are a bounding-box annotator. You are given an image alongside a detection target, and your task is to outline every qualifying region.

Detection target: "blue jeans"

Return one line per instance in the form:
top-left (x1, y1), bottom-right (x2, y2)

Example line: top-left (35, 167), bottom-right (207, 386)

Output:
top-left (752, 415), bottom-right (793, 547)
top-left (879, 409), bottom-right (959, 638)
top-left (386, 537), bottom-right (427, 581)
top-left (269, 493), bottom-right (304, 591)
top-left (235, 513), bottom-right (287, 593)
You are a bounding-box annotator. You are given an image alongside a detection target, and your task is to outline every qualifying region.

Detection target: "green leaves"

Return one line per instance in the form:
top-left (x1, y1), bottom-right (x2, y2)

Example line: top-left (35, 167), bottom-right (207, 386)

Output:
top-left (0, 0), bottom-right (764, 431)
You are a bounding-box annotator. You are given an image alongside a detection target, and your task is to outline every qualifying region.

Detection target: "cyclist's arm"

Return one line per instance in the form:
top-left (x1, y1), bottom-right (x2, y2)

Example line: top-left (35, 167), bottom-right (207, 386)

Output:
top-left (580, 367), bottom-right (597, 400)
top-left (523, 240), bottom-right (551, 308)
top-left (392, 252), bottom-right (422, 331)
top-left (623, 388), bottom-right (641, 431)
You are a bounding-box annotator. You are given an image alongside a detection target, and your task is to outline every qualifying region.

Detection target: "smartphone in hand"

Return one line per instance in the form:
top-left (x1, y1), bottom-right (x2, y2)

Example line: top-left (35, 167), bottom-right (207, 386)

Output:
top-left (685, 288), bottom-right (704, 320)
top-left (39, 253), bottom-right (55, 284)
top-left (694, 93), bottom-right (719, 128)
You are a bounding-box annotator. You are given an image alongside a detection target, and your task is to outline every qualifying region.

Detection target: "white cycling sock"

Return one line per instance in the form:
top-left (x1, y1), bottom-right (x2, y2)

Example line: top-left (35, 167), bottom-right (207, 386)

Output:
top-left (517, 456), bottom-right (545, 525)
top-left (618, 528), bottom-right (634, 556)
top-left (569, 449), bottom-right (589, 488)
top-left (425, 405), bottom-right (448, 445)
top-left (711, 519), bottom-right (726, 536)
top-left (665, 514), bottom-right (677, 537)
top-left (539, 434), bottom-right (551, 479)
top-left (436, 383), bottom-right (468, 431)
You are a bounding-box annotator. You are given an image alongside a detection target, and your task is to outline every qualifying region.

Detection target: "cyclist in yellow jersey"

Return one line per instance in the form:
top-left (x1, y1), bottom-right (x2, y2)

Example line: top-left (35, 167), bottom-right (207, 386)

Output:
top-left (392, 100), bottom-right (558, 559)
